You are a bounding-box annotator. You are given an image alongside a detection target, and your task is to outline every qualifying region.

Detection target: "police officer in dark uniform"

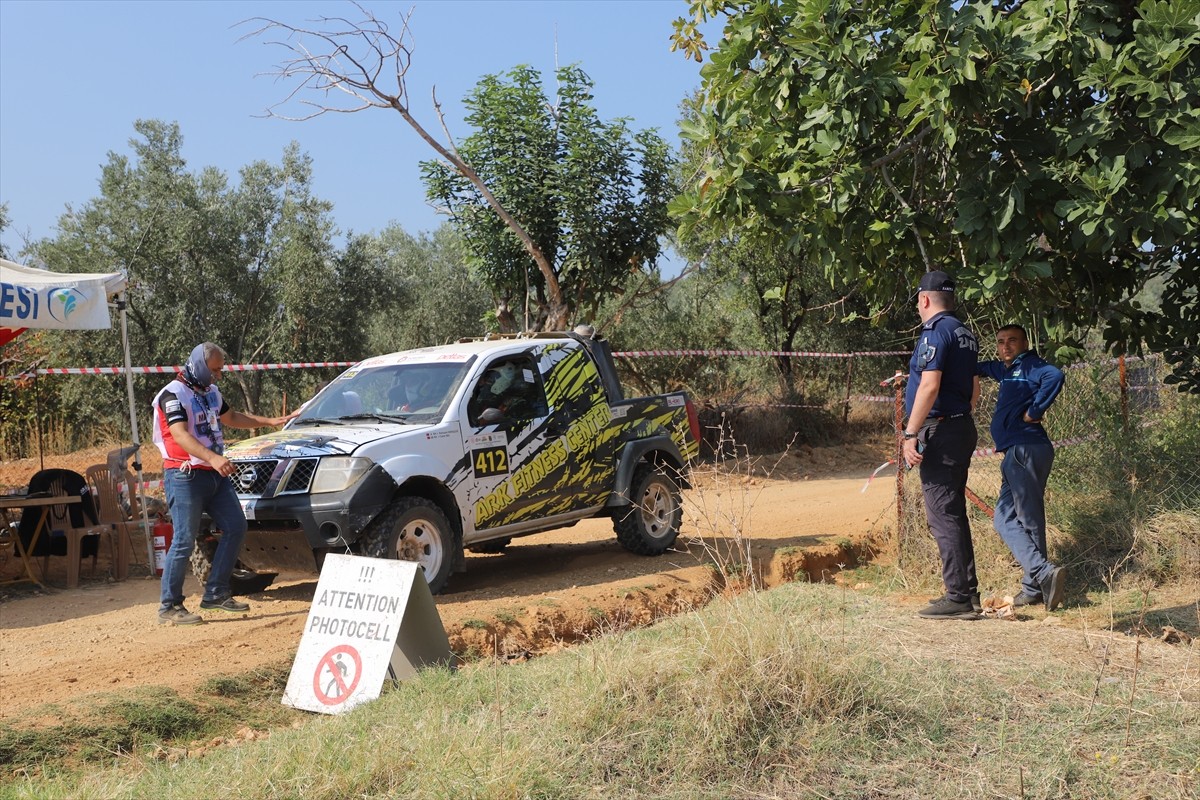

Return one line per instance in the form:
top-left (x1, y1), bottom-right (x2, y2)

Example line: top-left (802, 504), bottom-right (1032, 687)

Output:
top-left (903, 271), bottom-right (981, 620)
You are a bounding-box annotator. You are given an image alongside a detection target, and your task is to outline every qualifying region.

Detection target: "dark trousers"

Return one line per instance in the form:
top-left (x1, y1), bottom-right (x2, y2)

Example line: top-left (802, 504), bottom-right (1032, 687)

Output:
top-left (918, 416), bottom-right (978, 603)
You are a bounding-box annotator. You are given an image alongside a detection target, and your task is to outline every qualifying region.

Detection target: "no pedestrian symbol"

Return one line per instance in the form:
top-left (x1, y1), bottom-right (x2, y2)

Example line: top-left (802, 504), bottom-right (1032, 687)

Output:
top-left (314, 644), bottom-right (362, 706)
top-left (282, 554), bottom-right (452, 714)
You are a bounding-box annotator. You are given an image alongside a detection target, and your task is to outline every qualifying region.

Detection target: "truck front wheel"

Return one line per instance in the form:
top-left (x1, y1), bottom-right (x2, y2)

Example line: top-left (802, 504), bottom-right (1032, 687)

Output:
top-left (614, 463), bottom-right (682, 555)
top-left (363, 497), bottom-right (456, 594)
top-left (188, 532), bottom-right (277, 595)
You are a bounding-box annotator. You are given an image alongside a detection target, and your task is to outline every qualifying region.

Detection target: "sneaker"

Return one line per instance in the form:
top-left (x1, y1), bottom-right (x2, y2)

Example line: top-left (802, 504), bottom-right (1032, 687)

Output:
top-left (1012, 591), bottom-right (1044, 607)
top-left (200, 596), bottom-right (251, 613)
top-left (1040, 566), bottom-right (1066, 612)
top-left (929, 593), bottom-right (982, 613)
top-left (917, 596), bottom-right (980, 620)
top-left (158, 605), bottom-right (203, 625)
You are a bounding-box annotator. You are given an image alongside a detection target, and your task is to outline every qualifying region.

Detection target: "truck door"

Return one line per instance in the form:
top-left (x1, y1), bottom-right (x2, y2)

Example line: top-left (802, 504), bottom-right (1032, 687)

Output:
top-left (459, 354), bottom-right (569, 530)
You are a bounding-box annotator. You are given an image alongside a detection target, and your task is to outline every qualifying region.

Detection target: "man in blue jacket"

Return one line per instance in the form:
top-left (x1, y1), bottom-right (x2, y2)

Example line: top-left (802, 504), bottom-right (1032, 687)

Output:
top-left (975, 325), bottom-right (1067, 611)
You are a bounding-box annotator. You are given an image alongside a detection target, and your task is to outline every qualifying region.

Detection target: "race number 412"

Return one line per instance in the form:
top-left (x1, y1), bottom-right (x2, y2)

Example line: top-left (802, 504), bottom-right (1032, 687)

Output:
top-left (472, 447), bottom-right (508, 478)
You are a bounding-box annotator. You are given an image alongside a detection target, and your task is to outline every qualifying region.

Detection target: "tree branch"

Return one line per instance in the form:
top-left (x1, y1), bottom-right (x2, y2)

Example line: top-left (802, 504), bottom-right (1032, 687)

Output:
top-left (881, 163), bottom-right (932, 271)
top-left (778, 125), bottom-right (933, 196)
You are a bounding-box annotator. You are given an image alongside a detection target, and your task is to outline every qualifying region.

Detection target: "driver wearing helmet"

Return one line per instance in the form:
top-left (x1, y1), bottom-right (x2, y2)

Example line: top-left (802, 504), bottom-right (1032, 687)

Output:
top-left (471, 362), bottom-right (520, 425)
top-left (392, 370), bottom-right (439, 412)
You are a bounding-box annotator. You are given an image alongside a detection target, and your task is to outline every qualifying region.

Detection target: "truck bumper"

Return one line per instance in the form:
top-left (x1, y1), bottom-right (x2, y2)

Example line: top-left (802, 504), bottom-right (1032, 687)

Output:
top-left (238, 464), bottom-right (397, 551)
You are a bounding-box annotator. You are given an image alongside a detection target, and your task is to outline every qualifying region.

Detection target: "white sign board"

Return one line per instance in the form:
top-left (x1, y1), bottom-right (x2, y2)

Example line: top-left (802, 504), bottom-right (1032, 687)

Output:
top-left (282, 554), bottom-right (452, 714)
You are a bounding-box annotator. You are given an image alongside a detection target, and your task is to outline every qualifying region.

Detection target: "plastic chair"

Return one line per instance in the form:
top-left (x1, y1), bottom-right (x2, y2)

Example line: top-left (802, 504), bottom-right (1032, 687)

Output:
top-left (84, 464), bottom-right (135, 580)
top-left (19, 468), bottom-right (113, 589)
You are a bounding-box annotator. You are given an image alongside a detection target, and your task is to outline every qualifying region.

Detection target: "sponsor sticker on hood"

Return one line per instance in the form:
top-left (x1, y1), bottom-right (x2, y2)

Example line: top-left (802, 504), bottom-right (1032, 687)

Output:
top-left (226, 430), bottom-right (358, 458)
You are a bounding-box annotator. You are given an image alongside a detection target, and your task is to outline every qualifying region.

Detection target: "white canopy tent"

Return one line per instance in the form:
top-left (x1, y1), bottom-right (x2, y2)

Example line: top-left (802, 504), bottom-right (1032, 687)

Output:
top-left (1, 258), bottom-right (155, 565)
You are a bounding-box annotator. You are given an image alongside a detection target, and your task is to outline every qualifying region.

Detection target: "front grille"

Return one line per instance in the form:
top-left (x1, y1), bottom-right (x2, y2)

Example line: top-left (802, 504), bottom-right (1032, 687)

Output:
top-left (230, 456), bottom-right (320, 498)
top-left (232, 460), bottom-right (276, 495)
top-left (280, 458), bottom-right (318, 494)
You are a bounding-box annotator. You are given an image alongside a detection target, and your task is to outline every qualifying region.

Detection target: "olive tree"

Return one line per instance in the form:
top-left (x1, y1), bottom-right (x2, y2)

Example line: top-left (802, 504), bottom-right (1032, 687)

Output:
top-left (31, 120), bottom-right (379, 418)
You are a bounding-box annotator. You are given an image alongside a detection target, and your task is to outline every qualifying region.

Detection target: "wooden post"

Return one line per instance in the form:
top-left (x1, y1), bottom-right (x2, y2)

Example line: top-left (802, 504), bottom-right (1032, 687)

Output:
top-left (893, 372), bottom-right (906, 557)
top-left (1118, 354), bottom-right (1129, 429)
top-left (842, 358), bottom-right (854, 423)
top-left (35, 374), bottom-right (45, 473)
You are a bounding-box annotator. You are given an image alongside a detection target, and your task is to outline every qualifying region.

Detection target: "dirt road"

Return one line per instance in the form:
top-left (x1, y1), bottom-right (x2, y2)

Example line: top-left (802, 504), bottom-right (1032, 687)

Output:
top-left (0, 443), bottom-right (894, 721)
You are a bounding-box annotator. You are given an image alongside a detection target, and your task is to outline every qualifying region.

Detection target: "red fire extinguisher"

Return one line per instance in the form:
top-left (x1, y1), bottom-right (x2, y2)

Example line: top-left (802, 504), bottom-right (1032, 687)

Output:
top-left (152, 516), bottom-right (174, 577)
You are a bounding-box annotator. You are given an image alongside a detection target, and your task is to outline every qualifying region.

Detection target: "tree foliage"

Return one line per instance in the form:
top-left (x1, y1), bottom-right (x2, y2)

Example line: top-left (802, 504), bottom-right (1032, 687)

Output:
top-left (0, 202), bottom-right (10, 260)
top-left (362, 224), bottom-right (492, 352)
top-left (28, 120), bottom-right (388, 419)
top-left (421, 65), bottom-right (675, 331)
top-left (673, 95), bottom-right (900, 396)
top-left (672, 0), bottom-right (1200, 388)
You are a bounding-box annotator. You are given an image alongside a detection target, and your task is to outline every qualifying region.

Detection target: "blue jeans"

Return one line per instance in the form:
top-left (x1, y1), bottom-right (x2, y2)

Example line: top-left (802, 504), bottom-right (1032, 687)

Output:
top-left (160, 468), bottom-right (247, 609)
top-left (994, 442), bottom-right (1056, 596)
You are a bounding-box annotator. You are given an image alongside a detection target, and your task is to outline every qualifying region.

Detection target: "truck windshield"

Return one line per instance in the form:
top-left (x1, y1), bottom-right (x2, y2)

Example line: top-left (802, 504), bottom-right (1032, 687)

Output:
top-left (294, 361), bottom-right (472, 425)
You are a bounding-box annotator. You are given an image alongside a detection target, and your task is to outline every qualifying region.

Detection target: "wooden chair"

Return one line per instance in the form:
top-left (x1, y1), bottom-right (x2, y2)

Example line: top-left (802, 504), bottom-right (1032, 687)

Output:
top-left (20, 469), bottom-right (114, 589)
top-left (84, 464), bottom-right (135, 581)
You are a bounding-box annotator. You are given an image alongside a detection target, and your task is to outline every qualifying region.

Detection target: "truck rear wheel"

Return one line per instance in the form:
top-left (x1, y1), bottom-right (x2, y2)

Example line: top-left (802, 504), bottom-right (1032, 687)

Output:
top-left (614, 463), bottom-right (682, 555)
top-left (363, 497), bottom-right (456, 594)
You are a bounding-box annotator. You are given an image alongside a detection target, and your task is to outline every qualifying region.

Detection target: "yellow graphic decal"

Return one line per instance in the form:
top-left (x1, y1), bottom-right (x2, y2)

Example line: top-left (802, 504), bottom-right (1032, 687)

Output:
top-left (512, 439), bottom-right (569, 495)
top-left (473, 400), bottom-right (613, 527)
top-left (476, 482), bottom-right (515, 522)
top-left (564, 402), bottom-right (611, 452)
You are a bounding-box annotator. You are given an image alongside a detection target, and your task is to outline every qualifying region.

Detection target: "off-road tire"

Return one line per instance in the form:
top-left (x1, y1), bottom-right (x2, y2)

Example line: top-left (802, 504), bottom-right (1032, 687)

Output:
top-left (188, 534), bottom-right (277, 595)
top-left (189, 533), bottom-right (219, 586)
top-left (614, 463), bottom-right (682, 555)
top-left (467, 537), bottom-right (512, 554)
top-left (362, 496), bottom-right (457, 594)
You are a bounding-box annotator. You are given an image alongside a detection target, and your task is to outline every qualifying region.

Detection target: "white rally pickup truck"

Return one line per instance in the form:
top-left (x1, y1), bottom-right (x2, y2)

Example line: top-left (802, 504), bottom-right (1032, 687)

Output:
top-left (192, 330), bottom-right (700, 594)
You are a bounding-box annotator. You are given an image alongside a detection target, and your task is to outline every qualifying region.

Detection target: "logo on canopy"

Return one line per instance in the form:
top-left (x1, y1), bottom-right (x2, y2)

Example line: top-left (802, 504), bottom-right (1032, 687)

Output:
top-left (47, 287), bottom-right (86, 323)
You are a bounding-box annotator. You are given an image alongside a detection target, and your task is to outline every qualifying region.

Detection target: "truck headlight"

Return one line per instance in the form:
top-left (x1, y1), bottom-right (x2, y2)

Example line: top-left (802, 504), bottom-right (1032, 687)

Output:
top-left (310, 457), bottom-right (374, 494)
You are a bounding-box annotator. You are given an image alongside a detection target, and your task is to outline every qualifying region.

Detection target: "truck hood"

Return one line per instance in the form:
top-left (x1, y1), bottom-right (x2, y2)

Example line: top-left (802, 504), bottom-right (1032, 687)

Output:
top-left (226, 422), bottom-right (431, 459)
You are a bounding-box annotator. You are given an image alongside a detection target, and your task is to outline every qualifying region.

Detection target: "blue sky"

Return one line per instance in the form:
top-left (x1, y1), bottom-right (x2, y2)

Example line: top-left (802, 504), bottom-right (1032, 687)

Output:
top-left (0, 0), bottom-right (713, 259)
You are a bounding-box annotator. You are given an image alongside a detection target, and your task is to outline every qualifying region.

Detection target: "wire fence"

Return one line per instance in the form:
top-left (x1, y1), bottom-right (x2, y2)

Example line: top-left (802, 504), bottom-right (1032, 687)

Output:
top-left (893, 353), bottom-right (1200, 592)
top-left (2, 348), bottom-right (1196, 530)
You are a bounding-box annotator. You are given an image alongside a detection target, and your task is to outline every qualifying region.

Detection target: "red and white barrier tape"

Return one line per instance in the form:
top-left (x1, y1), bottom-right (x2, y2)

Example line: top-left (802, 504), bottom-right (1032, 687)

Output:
top-left (7, 351), bottom-right (1157, 378)
top-left (861, 460), bottom-right (898, 492)
top-left (19, 361), bottom-right (357, 377)
top-left (614, 349), bottom-right (909, 358)
top-left (8, 350), bottom-right (911, 378)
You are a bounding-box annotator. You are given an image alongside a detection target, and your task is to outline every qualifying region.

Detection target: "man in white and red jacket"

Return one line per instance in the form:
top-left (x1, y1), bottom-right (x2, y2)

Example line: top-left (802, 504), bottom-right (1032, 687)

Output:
top-left (152, 342), bottom-right (296, 626)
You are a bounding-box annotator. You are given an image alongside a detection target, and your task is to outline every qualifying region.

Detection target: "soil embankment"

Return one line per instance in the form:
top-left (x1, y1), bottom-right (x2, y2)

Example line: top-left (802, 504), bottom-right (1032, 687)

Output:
top-left (0, 443), bottom-right (893, 720)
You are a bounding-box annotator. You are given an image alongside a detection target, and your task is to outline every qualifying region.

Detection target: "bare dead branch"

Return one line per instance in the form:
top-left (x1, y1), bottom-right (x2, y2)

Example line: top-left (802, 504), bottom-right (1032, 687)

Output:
top-left (431, 87), bottom-right (462, 162)
top-left (241, 1), bottom-right (568, 327)
top-left (802, 293), bottom-right (852, 314)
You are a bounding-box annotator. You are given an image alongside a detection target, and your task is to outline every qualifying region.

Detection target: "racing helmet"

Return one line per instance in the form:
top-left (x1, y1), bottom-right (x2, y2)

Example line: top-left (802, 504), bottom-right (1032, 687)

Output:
top-left (489, 362), bottom-right (517, 394)
top-left (405, 369), bottom-right (434, 404)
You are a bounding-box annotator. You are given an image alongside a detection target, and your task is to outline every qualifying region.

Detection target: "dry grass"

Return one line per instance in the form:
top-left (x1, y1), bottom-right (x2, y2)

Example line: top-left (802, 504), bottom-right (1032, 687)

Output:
top-left (5, 581), bottom-right (1196, 800)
